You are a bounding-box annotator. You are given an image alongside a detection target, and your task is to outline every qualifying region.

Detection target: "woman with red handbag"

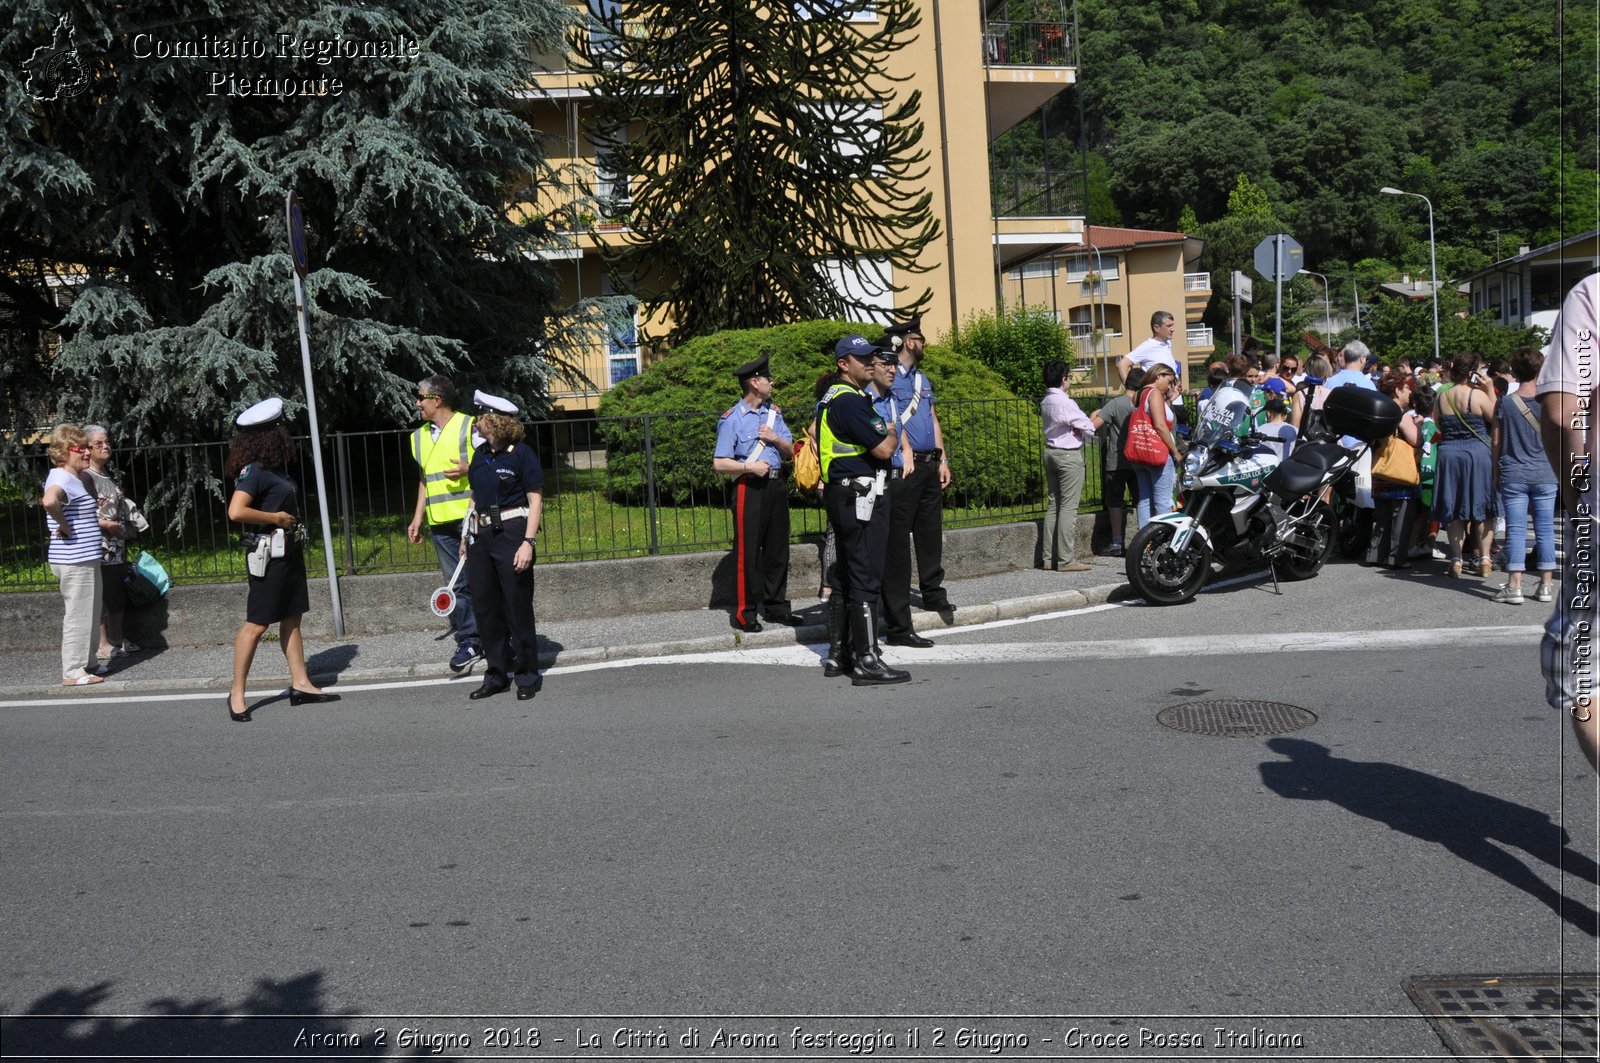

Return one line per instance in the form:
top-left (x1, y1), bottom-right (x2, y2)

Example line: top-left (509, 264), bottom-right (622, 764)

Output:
top-left (1127, 365), bottom-right (1184, 528)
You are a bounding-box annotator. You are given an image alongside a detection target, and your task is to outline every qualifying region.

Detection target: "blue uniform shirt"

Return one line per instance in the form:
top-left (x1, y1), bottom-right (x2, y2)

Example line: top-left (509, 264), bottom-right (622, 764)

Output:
top-left (714, 399), bottom-right (792, 468)
top-left (890, 363), bottom-right (937, 451)
top-left (468, 442), bottom-right (544, 510)
top-left (870, 388), bottom-right (904, 469)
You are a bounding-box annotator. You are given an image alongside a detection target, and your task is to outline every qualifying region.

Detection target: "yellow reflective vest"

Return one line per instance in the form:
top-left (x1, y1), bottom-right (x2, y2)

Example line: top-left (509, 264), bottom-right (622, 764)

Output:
top-left (410, 411), bottom-right (476, 525)
top-left (818, 382), bottom-right (869, 481)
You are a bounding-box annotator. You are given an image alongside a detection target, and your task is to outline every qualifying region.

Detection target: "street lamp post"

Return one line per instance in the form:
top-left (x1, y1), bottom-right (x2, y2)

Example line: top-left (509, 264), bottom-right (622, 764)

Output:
top-left (1298, 268), bottom-right (1332, 341)
top-left (1380, 186), bottom-right (1440, 365)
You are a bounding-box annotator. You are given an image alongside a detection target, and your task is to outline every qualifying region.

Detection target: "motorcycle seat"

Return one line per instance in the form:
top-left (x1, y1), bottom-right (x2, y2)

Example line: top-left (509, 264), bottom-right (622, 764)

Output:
top-left (1265, 448), bottom-right (1334, 498)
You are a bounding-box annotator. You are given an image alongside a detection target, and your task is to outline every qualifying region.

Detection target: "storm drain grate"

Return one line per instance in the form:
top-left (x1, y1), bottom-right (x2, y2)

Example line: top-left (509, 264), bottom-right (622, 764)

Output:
top-left (1156, 699), bottom-right (1316, 737)
top-left (1405, 973), bottom-right (1599, 1059)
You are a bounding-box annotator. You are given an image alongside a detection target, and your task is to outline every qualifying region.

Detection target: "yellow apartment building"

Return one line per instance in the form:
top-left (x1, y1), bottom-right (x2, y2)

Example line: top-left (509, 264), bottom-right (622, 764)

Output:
top-left (523, 2), bottom-right (1121, 413)
top-left (999, 225), bottom-right (1213, 392)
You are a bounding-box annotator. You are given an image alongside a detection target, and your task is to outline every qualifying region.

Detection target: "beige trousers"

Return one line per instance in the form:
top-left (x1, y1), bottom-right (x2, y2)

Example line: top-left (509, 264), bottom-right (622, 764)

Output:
top-left (52, 561), bottom-right (104, 681)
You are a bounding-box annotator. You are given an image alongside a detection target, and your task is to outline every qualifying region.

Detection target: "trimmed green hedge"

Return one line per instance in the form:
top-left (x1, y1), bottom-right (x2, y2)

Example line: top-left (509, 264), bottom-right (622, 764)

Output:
top-left (597, 320), bottom-right (1041, 506)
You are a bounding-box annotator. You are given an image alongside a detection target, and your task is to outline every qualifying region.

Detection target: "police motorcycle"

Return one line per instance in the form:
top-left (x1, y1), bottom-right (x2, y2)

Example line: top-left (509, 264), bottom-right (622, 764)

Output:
top-left (1123, 382), bottom-right (1402, 605)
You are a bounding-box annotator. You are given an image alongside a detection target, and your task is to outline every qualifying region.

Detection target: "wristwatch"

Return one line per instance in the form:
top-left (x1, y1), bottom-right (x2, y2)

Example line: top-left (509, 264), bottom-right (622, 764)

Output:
top-left (522, 536), bottom-right (537, 546)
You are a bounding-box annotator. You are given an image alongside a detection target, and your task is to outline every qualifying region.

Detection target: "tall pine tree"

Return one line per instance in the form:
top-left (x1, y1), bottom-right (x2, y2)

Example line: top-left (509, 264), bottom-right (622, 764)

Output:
top-left (1, 0), bottom-right (607, 465)
top-left (571, 0), bottom-right (940, 340)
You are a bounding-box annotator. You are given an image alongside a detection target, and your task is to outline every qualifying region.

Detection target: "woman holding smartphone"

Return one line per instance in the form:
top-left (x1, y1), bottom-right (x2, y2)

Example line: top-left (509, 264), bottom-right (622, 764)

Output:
top-left (1430, 354), bottom-right (1497, 578)
top-left (224, 398), bottom-right (338, 721)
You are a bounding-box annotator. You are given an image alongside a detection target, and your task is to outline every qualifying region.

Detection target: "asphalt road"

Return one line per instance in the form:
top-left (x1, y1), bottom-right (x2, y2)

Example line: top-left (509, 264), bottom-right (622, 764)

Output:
top-left (2, 560), bottom-right (1594, 1061)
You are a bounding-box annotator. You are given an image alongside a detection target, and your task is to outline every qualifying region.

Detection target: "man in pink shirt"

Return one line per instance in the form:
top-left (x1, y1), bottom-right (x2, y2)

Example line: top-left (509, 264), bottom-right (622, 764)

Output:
top-left (1537, 273), bottom-right (1599, 770)
top-left (1040, 359), bottom-right (1097, 572)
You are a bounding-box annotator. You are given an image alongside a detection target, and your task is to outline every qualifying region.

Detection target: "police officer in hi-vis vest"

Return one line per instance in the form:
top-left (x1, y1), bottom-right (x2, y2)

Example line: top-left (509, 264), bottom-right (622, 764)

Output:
top-left (818, 336), bottom-right (910, 686)
top-left (713, 353), bottom-right (798, 633)
top-left (406, 374), bottom-right (482, 672)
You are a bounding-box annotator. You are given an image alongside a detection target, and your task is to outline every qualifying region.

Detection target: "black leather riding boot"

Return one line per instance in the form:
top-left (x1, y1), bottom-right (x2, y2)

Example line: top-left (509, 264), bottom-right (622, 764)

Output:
top-left (849, 602), bottom-right (910, 686)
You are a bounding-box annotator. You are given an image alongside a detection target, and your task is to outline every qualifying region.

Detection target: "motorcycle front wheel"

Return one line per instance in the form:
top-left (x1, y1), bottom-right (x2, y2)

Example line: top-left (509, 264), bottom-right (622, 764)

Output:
top-left (1273, 500), bottom-right (1336, 581)
top-left (1125, 521), bottom-right (1212, 605)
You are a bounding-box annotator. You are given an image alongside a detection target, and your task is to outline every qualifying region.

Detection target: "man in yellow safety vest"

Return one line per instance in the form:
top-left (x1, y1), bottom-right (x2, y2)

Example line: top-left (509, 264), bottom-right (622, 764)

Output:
top-left (406, 374), bottom-right (482, 671)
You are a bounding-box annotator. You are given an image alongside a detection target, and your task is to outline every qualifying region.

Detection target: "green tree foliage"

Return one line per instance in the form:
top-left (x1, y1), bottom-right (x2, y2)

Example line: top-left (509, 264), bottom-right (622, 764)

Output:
top-left (1363, 291), bottom-right (1547, 367)
top-left (1, 0), bottom-right (607, 472)
top-left (572, 0), bottom-right (940, 341)
top-left (596, 321), bottom-right (1035, 506)
top-left (943, 307), bottom-right (1075, 399)
top-left (999, 0), bottom-right (1595, 294)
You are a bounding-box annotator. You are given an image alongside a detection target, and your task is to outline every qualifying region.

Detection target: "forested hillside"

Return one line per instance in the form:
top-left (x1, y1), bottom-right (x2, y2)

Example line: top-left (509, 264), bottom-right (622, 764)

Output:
top-left (994, 0), bottom-right (1597, 295)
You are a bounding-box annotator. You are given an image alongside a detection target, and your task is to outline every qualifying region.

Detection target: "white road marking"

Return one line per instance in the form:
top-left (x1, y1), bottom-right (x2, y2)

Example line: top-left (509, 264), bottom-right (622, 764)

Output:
top-left (0, 617), bottom-right (1544, 709)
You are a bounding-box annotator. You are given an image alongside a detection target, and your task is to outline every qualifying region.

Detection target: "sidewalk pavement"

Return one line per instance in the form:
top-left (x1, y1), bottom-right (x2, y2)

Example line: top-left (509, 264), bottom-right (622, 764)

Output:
top-left (8, 560), bottom-right (1135, 697)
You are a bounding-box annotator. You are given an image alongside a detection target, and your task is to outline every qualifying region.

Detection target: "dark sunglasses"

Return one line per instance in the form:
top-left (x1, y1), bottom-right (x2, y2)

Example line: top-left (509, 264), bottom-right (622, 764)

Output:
top-left (417, 392), bottom-right (441, 401)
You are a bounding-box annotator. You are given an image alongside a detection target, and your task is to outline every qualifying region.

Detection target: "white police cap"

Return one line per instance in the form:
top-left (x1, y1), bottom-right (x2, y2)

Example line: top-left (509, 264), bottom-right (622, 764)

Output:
top-left (473, 390), bottom-right (519, 416)
top-left (236, 397), bottom-right (284, 428)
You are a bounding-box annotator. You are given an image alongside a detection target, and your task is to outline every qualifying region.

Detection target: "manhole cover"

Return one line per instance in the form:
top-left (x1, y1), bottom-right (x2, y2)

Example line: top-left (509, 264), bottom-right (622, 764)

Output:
top-left (1156, 699), bottom-right (1317, 737)
top-left (1405, 973), bottom-right (1599, 1059)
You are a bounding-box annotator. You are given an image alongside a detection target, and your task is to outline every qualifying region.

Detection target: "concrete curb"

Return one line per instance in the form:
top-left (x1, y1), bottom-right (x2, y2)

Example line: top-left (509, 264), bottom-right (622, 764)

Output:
top-left (33, 583), bottom-right (1130, 698)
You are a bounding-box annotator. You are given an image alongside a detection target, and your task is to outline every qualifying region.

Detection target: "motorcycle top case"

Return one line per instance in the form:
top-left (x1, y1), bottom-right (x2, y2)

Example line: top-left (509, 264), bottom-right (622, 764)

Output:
top-left (1321, 386), bottom-right (1403, 443)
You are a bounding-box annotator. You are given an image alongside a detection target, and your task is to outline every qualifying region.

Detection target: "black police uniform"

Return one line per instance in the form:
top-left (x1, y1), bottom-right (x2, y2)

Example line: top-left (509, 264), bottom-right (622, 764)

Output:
top-left (465, 442), bottom-right (544, 696)
top-left (235, 462), bottom-right (310, 625)
top-left (820, 377), bottom-right (909, 685)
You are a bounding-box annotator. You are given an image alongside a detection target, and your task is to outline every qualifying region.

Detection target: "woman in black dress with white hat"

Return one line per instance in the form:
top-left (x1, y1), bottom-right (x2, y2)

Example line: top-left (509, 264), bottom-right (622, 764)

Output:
top-left (461, 390), bottom-right (545, 701)
top-left (224, 397), bottom-right (339, 721)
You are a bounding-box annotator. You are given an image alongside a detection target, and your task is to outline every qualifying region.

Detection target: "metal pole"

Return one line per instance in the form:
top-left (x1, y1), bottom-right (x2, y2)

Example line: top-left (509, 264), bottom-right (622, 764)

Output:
top-left (1352, 276), bottom-right (1361, 329)
top-left (291, 270), bottom-right (346, 636)
top-left (1232, 278), bottom-right (1242, 356)
top-left (335, 432), bottom-right (355, 575)
top-left (1090, 243), bottom-right (1107, 395)
top-left (1425, 196), bottom-right (1440, 365)
top-left (1273, 234), bottom-right (1283, 362)
top-left (1379, 186), bottom-right (1439, 363)
top-left (643, 414), bottom-right (660, 556)
top-left (1299, 269), bottom-right (1331, 340)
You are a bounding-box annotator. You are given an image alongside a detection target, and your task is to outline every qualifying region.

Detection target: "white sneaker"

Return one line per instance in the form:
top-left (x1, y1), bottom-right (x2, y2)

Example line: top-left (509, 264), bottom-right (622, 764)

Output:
top-left (1534, 584), bottom-right (1554, 603)
top-left (1492, 585), bottom-right (1524, 605)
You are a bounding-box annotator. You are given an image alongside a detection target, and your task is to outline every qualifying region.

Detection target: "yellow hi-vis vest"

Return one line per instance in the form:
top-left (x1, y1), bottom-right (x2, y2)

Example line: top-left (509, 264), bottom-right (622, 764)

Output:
top-left (818, 382), bottom-right (869, 481)
top-left (410, 411), bottom-right (476, 525)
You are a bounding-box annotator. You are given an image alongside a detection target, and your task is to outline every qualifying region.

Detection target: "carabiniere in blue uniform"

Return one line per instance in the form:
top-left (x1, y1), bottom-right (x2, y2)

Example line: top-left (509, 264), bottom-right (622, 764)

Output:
top-left (713, 353), bottom-right (796, 633)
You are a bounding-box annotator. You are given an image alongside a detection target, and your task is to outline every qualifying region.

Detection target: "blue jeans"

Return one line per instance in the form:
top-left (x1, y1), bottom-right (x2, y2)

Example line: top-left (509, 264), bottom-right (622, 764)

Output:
top-left (431, 528), bottom-right (478, 644)
top-left (1499, 480), bottom-right (1557, 573)
top-left (1134, 458), bottom-right (1176, 529)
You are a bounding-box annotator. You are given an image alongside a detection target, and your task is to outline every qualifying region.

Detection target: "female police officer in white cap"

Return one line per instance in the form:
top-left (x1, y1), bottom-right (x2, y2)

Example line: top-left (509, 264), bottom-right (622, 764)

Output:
top-left (224, 397), bottom-right (339, 721)
top-left (460, 391), bottom-right (545, 700)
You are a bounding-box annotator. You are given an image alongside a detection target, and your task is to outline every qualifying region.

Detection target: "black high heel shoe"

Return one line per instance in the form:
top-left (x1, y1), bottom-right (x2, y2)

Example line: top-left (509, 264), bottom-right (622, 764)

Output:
top-left (289, 689), bottom-right (341, 706)
top-left (227, 697), bottom-right (252, 723)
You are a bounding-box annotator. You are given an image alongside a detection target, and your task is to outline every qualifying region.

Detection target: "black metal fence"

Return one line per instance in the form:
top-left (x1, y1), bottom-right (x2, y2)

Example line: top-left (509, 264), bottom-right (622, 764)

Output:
top-left (2, 399), bottom-right (1110, 591)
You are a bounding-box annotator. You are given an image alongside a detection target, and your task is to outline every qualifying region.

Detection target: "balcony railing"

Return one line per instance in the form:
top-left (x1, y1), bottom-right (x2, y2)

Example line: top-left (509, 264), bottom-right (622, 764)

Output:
top-left (982, 20), bottom-right (1073, 67)
top-left (1068, 323), bottom-right (1117, 356)
top-left (990, 165), bottom-right (1083, 218)
top-left (1187, 326), bottom-right (1214, 348)
top-left (1184, 272), bottom-right (1211, 292)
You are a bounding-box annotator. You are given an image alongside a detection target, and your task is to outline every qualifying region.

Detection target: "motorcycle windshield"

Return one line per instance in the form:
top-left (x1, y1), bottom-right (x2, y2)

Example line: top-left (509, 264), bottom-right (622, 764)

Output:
top-left (1193, 391), bottom-right (1251, 446)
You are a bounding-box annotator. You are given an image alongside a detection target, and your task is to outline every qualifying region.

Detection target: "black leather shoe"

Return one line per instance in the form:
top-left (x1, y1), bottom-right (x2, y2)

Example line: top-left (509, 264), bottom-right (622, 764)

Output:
top-left (516, 684), bottom-right (538, 701)
top-left (734, 619), bottom-right (763, 633)
top-left (289, 689), bottom-right (341, 706)
top-left (226, 697), bottom-right (252, 723)
top-left (469, 679), bottom-right (509, 700)
top-left (764, 612), bottom-right (803, 627)
top-left (885, 631), bottom-right (934, 648)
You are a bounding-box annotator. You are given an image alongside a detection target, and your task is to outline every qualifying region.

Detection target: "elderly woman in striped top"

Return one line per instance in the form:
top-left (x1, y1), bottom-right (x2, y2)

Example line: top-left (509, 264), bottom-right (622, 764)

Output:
top-left (41, 423), bottom-right (123, 686)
